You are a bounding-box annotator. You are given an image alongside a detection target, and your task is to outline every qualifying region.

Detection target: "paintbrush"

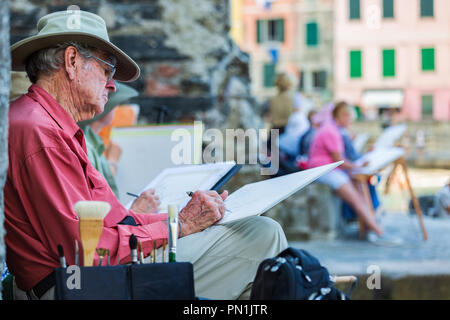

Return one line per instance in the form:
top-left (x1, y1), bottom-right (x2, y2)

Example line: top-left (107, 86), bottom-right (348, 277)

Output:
top-left (152, 240), bottom-right (156, 263)
top-left (163, 239), bottom-right (167, 262)
top-left (57, 244), bottom-right (67, 268)
top-left (96, 248), bottom-right (108, 266)
top-left (138, 241), bottom-right (144, 264)
top-left (107, 249), bottom-right (110, 266)
top-left (74, 201), bottom-right (111, 267)
top-left (168, 205), bottom-right (179, 262)
top-left (129, 234), bottom-right (138, 264)
top-left (74, 239), bottom-right (79, 266)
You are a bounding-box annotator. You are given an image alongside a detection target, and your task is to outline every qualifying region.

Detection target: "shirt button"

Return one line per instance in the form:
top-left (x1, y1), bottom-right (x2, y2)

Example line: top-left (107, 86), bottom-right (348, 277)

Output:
top-left (75, 215), bottom-right (79, 220)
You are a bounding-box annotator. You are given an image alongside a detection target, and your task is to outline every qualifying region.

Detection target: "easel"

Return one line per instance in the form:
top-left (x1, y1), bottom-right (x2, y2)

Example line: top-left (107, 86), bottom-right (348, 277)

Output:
top-left (354, 156), bottom-right (428, 241)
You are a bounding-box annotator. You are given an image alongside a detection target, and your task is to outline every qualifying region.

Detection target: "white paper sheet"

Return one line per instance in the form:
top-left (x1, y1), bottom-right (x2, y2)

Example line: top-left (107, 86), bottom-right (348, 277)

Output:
top-left (373, 124), bottom-right (407, 149)
top-left (352, 147), bottom-right (405, 175)
top-left (125, 161), bottom-right (236, 212)
top-left (218, 161), bottom-right (343, 224)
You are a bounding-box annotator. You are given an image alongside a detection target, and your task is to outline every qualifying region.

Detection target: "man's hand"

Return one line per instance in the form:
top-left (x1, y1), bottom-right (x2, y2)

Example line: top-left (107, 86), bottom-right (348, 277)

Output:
top-left (130, 188), bottom-right (161, 213)
top-left (178, 190), bottom-right (228, 237)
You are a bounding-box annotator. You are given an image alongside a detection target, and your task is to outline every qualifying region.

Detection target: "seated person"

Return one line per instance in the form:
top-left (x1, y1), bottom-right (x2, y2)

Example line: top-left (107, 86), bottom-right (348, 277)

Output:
top-left (295, 110), bottom-right (319, 170)
top-left (307, 102), bottom-right (401, 245)
top-left (77, 82), bottom-right (138, 198)
top-left (5, 10), bottom-right (288, 300)
top-left (339, 113), bottom-right (381, 221)
top-left (434, 181), bottom-right (450, 218)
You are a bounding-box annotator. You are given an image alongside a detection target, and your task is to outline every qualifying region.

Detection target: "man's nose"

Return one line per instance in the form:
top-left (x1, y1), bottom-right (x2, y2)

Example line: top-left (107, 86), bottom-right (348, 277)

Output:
top-left (106, 79), bottom-right (117, 93)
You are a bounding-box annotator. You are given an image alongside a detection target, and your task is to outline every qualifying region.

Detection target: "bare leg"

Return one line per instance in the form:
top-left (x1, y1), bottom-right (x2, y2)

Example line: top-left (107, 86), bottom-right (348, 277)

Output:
top-left (335, 182), bottom-right (383, 236)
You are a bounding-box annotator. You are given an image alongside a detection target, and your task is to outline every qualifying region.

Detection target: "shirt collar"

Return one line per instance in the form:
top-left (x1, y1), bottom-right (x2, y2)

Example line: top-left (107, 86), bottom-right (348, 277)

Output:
top-left (26, 84), bottom-right (83, 139)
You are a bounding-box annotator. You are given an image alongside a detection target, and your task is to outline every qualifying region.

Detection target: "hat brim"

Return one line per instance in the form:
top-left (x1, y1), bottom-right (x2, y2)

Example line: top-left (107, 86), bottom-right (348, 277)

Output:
top-left (11, 32), bottom-right (140, 82)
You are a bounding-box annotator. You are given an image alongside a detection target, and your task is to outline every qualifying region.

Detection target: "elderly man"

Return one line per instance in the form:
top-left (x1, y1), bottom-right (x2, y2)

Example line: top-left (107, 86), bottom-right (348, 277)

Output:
top-left (6, 10), bottom-right (287, 300)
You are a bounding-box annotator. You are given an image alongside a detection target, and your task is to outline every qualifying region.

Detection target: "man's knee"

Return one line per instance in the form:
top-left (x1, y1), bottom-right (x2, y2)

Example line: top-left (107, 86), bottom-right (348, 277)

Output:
top-left (248, 216), bottom-right (288, 248)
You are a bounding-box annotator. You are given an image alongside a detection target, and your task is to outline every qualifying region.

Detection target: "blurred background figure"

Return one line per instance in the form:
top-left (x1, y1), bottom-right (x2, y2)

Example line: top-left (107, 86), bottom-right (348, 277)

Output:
top-left (268, 72), bottom-right (295, 134)
top-left (78, 83), bottom-right (139, 197)
top-left (434, 180), bottom-right (450, 219)
top-left (279, 91), bottom-right (312, 157)
top-left (307, 102), bottom-right (402, 245)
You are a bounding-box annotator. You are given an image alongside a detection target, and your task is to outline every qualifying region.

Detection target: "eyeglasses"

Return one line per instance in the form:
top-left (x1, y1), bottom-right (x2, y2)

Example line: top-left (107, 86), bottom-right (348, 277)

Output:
top-left (89, 54), bottom-right (116, 81)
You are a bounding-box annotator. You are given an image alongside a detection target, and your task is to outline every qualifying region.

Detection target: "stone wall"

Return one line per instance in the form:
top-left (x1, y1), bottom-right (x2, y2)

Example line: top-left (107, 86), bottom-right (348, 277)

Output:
top-left (9, 0), bottom-right (262, 132)
top-left (0, 0), bottom-right (11, 300)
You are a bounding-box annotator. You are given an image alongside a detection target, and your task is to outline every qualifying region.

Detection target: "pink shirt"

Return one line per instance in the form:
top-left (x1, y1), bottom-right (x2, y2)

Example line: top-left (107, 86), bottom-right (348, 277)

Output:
top-left (307, 120), bottom-right (344, 169)
top-left (5, 84), bottom-right (168, 291)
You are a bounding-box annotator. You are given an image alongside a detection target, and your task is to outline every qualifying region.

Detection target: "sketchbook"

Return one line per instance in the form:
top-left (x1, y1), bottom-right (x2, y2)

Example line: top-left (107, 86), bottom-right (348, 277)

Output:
top-left (125, 161), bottom-right (238, 211)
top-left (351, 147), bottom-right (405, 175)
top-left (218, 161), bottom-right (343, 224)
top-left (373, 124), bottom-right (407, 150)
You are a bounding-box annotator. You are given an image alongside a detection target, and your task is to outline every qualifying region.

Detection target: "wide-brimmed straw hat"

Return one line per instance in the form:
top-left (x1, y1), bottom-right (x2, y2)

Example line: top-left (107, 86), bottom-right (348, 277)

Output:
top-left (10, 10), bottom-right (140, 82)
top-left (78, 82), bottom-right (139, 127)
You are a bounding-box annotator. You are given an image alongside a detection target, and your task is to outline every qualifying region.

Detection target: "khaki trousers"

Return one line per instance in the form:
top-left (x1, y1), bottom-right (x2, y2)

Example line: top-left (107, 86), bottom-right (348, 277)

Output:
top-left (14, 215), bottom-right (288, 300)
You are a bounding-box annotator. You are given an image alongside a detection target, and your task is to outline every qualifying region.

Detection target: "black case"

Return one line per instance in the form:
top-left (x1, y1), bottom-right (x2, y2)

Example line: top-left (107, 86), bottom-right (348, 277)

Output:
top-left (54, 262), bottom-right (195, 300)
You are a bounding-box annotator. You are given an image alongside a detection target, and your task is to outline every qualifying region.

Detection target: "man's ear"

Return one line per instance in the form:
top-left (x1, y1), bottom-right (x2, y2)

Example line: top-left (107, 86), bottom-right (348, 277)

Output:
top-left (64, 46), bottom-right (80, 81)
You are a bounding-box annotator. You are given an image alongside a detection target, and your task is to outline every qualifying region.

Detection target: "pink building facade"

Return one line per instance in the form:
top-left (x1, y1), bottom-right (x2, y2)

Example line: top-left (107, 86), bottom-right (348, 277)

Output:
top-left (241, 0), bottom-right (334, 105)
top-left (334, 0), bottom-right (450, 121)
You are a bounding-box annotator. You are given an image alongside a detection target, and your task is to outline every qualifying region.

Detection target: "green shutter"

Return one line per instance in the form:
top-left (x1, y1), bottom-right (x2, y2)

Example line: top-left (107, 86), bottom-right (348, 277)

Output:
top-left (257, 20), bottom-right (262, 43)
top-left (383, 49), bottom-right (396, 77)
top-left (263, 63), bottom-right (276, 88)
top-left (349, 0), bottom-right (360, 20)
top-left (275, 19), bottom-right (284, 42)
top-left (422, 48), bottom-right (435, 71)
top-left (306, 22), bottom-right (318, 46)
top-left (420, 0), bottom-right (434, 17)
top-left (350, 50), bottom-right (362, 78)
top-left (383, 0), bottom-right (394, 18)
top-left (421, 95), bottom-right (433, 117)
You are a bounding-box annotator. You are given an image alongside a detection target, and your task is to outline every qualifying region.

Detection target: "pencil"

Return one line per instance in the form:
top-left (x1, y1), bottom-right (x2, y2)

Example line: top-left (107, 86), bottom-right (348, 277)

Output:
top-left (127, 192), bottom-right (140, 198)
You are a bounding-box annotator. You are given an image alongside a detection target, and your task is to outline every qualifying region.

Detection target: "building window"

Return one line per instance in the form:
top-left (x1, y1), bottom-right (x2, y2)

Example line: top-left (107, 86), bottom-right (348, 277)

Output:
top-left (263, 63), bottom-right (276, 88)
top-left (298, 71), bottom-right (304, 91)
top-left (382, 49), bottom-right (396, 77)
top-left (383, 0), bottom-right (394, 18)
top-left (421, 48), bottom-right (435, 71)
top-left (306, 22), bottom-right (319, 46)
top-left (421, 94), bottom-right (433, 117)
top-left (349, 0), bottom-right (361, 20)
top-left (420, 0), bottom-right (434, 17)
top-left (312, 71), bottom-right (327, 89)
top-left (350, 50), bottom-right (362, 78)
top-left (257, 19), bottom-right (285, 43)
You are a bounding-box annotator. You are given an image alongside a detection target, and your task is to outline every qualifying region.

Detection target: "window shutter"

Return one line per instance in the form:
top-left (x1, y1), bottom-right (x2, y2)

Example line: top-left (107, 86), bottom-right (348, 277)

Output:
top-left (276, 19), bottom-right (284, 42)
top-left (306, 22), bottom-right (318, 46)
top-left (382, 49), bottom-right (396, 77)
top-left (263, 63), bottom-right (276, 88)
top-left (349, 0), bottom-right (361, 20)
top-left (257, 20), bottom-right (262, 43)
top-left (383, 0), bottom-right (394, 18)
top-left (420, 0), bottom-right (434, 17)
top-left (421, 95), bottom-right (433, 117)
top-left (421, 48), bottom-right (435, 71)
top-left (350, 50), bottom-right (362, 78)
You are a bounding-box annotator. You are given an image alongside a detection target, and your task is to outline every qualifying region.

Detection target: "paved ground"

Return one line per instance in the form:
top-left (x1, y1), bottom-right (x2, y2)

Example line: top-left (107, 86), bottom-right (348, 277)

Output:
top-left (289, 212), bottom-right (450, 278)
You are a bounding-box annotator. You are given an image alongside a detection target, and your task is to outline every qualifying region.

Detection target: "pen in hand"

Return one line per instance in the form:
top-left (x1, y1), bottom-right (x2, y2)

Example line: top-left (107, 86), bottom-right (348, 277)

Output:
top-left (127, 192), bottom-right (140, 198)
